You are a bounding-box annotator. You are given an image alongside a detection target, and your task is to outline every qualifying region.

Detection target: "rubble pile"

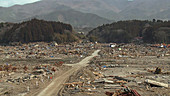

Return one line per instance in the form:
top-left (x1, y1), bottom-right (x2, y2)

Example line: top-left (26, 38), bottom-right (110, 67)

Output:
top-left (0, 42), bottom-right (96, 96)
top-left (0, 42), bottom-right (95, 60)
top-left (0, 60), bottom-right (68, 95)
top-left (62, 43), bottom-right (170, 96)
top-left (0, 42), bottom-right (169, 96)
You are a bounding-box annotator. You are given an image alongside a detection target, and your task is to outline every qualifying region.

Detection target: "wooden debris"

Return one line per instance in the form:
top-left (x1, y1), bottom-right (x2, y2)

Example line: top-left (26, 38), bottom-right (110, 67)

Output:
top-left (145, 79), bottom-right (169, 88)
top-left (93, 72), bottom-right (104, 77)
top-left (103, 78), bottom-right (114, 84)
top-left (114, 76), bottom-right (131, 82)
top-left (64, 82), bottom-right (84, 88)
top-left (115, 80), bottom-right (128, 84)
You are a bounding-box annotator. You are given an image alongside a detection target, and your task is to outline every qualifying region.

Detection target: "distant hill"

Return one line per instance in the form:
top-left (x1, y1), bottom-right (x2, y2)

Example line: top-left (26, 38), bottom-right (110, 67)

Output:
top-left (88, 20), bottom-right (170, 43)
top-left (1, 0), bottom-right (169, 26)
top-left (33, 9), bottom-right (112, 28)
top-left (47, 0), bottom-right (121, 20)
top-left (0, 19), bottom-right (79, 43)
top-left (119, 0), bottom-right (170, 20)
top-left (150, 9), bottom-right (170, 20)
top-left (47, 0), bottom-right (170, 20)
top-left (0, 0), bottom-right (111, 27)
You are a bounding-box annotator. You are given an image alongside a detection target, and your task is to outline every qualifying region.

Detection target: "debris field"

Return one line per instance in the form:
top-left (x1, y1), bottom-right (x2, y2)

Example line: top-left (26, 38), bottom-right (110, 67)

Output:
top-left (61, 44), bottom-right (170, 96)
top-left (0, 42), bottom-right (95, 96)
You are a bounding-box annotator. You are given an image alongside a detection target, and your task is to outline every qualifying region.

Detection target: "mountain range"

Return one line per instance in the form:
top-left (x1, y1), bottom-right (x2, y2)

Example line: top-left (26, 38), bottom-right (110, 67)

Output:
top-left (0, 0), bottom-right (111, 27)
top-left (0, 0), bottom-right (170, 28)
top-left (51, 0), bottom-right (170, 20)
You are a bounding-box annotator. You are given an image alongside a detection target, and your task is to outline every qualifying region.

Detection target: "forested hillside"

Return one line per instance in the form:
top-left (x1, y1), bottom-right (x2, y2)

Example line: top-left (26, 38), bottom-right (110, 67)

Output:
top-left (88, 20), bottom-right (170, 43)
top-left (0, 19), bottom-right (79, 43)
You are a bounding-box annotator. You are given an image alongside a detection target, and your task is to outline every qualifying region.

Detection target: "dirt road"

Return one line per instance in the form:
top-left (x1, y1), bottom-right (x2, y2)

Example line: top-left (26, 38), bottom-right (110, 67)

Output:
top-left (36, 50), bottom-right (100, 96)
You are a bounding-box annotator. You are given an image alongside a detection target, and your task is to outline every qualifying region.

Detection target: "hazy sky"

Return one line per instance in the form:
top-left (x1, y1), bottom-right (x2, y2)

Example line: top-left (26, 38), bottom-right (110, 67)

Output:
top-left (0, 0), bottom-right (41, 7)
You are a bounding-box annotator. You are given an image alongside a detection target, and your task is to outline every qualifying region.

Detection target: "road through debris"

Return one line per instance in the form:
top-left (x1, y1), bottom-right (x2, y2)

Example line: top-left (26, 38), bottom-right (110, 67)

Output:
top-left (36, 50), bottom-right (100, 96)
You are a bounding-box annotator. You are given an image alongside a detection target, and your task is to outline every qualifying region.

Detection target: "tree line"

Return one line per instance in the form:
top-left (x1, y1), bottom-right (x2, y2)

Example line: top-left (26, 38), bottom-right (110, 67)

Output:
top-left (88, 20), bottom-right (170, 43)
top-left (1, 19), bottom-right (78, 43)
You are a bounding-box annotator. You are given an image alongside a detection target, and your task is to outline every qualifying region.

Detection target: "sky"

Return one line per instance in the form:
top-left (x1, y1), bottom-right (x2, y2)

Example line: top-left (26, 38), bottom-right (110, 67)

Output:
top-left (0, 0), bottom-right (134, 7)
top-left (0, 0), bottom-right (41, 7)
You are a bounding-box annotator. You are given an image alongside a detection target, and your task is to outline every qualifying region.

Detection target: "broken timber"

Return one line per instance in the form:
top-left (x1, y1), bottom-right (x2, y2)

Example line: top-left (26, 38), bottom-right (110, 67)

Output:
top-left (145, 79), bottom-right (169, 88)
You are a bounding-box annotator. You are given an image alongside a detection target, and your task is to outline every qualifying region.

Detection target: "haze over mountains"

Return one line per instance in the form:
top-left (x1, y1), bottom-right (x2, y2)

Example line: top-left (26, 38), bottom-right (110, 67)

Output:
top-left (52, 0), bottom-right (170, 20)
top-left (0, 0), bottom-right (170, 28)
top-left (0, 0), bottom-right (111, 27)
